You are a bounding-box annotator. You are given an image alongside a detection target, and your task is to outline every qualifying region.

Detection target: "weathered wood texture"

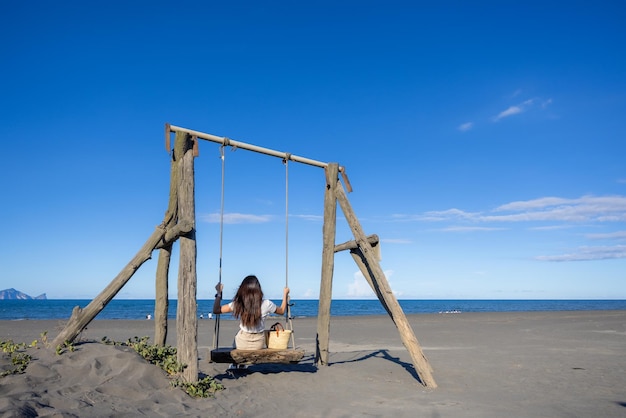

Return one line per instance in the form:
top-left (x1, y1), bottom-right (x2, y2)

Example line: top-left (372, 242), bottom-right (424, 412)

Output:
top-left (316, 163), bottom-right (338, 366)
top-left (334, 234), bottom-right (379, 253)
top-left (154, 246), bottom-right (171, 346)
top-left (154, 147), bottom-right (180, 346)
top-left (175, 132), bottom-right (198, 383)
top-left (210, 348), bottom-right (305, 364)
top-left (335, 181), bottom-right (437, 388)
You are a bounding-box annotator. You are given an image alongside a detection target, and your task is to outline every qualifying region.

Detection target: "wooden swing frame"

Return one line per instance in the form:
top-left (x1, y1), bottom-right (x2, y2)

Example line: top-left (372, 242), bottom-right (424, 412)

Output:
top-left (51, 123), bottom-right (436, 388)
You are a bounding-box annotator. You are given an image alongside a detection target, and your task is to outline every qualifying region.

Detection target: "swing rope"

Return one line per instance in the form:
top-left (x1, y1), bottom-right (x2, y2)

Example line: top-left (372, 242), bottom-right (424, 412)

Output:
top-left (283, 154), bottom-right (296, 349)
top-left (212, 148), bottom-right (297, 352)
top-left (212, 144), bottom-right (227, 350)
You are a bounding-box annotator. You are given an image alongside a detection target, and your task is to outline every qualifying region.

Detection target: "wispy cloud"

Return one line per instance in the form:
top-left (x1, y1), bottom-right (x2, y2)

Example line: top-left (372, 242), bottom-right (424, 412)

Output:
top-left (200, 212), bottom-right (272, 224)
top-left (458, 122), bottom-right (474, 132)
top-left (293, 214), bottom-right (323, 222)
top-left (493, 97), bottom-right (553, 122)
top-left (347, 270), bottom-right (399, 298)
top-left (381, 238), bottom-right (412, 244)
top-left (529, 225), bottom-right (575, 231)
top-left (490, 195), bottom-right (626, 222)
top-left (493, 98), bottom-right (535, 121)
top-left (403, 195), bottom-right (626, 224)
top-left (456, 92), bottom-right (553, 131)
top-left (394, 195), bottom-right (626, 262)
top-left (441, 226), bottom-right (506, 232)
top-left (494, 104), bottom-right (524, 120)
top-left (536, 245), bottom-right (626, 262)
top-left (408, 208), bottom-right (480, 222)
top-left (586, 231), bottom-right (626, 241)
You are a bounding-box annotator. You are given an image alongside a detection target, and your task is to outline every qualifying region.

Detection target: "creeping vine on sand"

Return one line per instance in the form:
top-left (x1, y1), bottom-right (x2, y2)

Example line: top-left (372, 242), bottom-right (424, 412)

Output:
top-left (0, 338), bottom-right (38, 376)
top-left (1, 334), bottom-right (223, 397)
top-left (101, 336), bottom-right (224, 398)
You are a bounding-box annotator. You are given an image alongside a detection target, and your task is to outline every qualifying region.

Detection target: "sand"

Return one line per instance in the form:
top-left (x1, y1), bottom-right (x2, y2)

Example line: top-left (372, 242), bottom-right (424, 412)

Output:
top-left (1, 310), bottom-right (625, 417)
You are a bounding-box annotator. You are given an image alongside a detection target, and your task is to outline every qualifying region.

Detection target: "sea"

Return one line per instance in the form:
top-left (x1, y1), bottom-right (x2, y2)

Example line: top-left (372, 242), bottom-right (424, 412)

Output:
top-left (1, 299), bottom-right (625, 321)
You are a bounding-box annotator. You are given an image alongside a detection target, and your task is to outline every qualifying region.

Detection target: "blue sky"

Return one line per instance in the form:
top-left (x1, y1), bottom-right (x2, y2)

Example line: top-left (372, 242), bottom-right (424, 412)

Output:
top-left (2, 1), bottom-right (625, 300)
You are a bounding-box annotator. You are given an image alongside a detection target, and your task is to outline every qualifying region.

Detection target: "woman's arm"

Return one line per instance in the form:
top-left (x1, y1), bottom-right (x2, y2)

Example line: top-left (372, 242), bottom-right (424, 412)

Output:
top-left (212, 283), bottom-right (232, 314)
top-left (274, 287), bottom-right (290, 315)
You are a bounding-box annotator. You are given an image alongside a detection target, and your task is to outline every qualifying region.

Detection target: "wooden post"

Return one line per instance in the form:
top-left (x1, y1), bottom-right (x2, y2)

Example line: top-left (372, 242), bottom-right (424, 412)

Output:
top-left (154, 143), bottom-right (181, 346)
top-left (154, 246), bottom-right (171, 346)
top-left (316, 163), bottom-right (338, 366)
top-left (335, 182), bottom-right (437, 388)
top-left (175, 132), bottom-right (198, 383)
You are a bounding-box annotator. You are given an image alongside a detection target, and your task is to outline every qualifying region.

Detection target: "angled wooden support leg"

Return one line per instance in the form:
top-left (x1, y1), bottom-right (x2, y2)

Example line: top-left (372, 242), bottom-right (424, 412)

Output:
top-left (335, 181), bottom-right (437, 388)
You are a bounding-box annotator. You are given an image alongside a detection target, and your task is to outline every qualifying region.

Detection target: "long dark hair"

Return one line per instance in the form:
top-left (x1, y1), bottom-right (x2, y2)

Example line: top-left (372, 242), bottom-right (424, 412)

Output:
top-left (232, 275), bottom-right (263, 329)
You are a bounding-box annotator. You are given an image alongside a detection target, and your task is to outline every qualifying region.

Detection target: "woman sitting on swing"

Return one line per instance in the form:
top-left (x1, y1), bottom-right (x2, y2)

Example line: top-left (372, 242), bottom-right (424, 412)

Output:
top-left (213, 275), bottom-right (290, 350)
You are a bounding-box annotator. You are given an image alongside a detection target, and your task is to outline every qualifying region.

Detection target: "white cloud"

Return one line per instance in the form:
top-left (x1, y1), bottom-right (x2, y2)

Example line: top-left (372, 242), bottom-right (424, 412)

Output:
top-left (458, 122), bottom-right (474, 132)
top-left (410, 196), bottom-right (626, 224)
top-left (347, 271), bottom-right (374, 298)
top-left (586, 231), bottom-right (626, 241)
top-left (488, 195), bottom-right (626, 223)
top-left (493, 97), bottom-right (551, 122)
top-left (529, 225), bottom-right (574, 231)
top-left (381, 238), bottom-right (412, 244)
top-left (200, 212), bottom-right (272, 224)
top-left (494, 105), bottom-right (523, 121)
top-left (412, 208), bottom-right (479, 222)
top-left (346, 270), bottom-right (398, 298)
top-left (294, 214), bottom-right (323, 222)
top-left (441, 226), bottom-right (506, 232)
top-left (400, 195), bottom-right (626, 263)
top-left (536, 245), bottom-right (626, 261)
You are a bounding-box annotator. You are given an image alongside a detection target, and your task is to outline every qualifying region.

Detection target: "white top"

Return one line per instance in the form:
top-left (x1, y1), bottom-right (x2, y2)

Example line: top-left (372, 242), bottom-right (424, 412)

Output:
top-left (228, 299), bottom-right (277, 333)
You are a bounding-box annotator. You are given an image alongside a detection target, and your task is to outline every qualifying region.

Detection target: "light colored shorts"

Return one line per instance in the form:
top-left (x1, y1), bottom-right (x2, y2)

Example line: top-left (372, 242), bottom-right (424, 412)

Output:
top-left (234, 330), bottom-right (265, 350)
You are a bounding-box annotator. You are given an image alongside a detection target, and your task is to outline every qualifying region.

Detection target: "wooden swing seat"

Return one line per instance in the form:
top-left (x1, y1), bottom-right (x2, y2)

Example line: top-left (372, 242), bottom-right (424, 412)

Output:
top-left (210, 347), bottom-right (305, 364)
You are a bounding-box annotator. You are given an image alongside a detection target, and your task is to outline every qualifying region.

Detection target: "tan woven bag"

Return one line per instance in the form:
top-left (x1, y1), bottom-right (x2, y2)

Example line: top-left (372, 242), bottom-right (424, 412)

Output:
top-left (265, 322), bottom-right (291, 349)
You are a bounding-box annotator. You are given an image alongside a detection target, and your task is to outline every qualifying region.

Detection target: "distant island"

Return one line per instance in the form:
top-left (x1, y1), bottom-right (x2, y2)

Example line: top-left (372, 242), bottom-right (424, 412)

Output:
top-left (0, 288), bottom-right (47, 300)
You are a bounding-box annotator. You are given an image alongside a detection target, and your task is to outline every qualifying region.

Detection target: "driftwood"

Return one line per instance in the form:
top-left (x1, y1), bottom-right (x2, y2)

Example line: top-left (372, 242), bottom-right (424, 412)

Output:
top-left (210, 348), bottom-right (305, 364)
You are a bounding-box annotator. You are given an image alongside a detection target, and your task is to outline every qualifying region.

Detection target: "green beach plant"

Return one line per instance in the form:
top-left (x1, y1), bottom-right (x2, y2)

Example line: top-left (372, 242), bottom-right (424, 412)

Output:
top-left (119, 336), bottom-right (224, 397)
top-left (0, 339), bottom-right (32, 377)
top-left (55, 340), bottom-right (75, 355)
top-left (1, 335), bottom-right (224, 397)
top-left (171, 375), bottom-right (224, 398)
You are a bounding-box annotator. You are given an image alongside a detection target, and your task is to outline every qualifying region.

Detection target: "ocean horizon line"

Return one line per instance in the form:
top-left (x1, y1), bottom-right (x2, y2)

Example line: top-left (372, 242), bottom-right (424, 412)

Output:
top-left (12, 297), bottom-right (626, 301)
top-left (2, 299), bottom-right (626, 321)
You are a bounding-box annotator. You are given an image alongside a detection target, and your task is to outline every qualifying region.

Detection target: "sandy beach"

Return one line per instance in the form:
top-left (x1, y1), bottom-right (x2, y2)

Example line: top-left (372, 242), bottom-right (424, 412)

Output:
top-left (1, 310), bottom-right (625, 417)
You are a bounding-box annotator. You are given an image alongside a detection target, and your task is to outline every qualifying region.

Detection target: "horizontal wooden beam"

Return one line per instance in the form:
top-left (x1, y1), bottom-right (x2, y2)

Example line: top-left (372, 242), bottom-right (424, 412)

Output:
top-left (334, 234), bottom-right (379, 253)
top-left (166, 123), bottom-right (345, 172)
